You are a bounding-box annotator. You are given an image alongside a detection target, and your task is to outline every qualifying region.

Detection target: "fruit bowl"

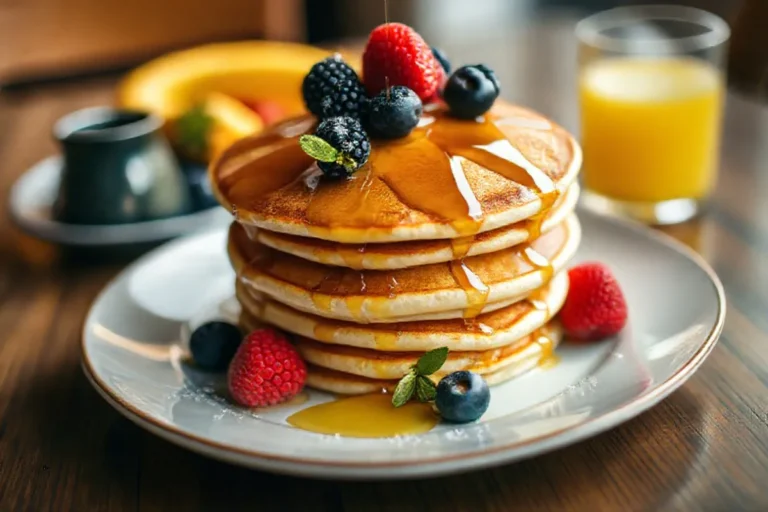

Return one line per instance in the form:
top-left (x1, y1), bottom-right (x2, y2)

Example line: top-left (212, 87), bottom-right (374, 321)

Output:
top-left (118, 41), bottom-right (360, 162)
top-left (118, 41), bottom-right (337, 122)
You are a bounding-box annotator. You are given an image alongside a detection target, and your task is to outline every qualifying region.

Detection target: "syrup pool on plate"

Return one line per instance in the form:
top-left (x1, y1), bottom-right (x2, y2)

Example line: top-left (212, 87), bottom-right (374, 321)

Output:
top-left (286, 393), bottom-right (439, 438)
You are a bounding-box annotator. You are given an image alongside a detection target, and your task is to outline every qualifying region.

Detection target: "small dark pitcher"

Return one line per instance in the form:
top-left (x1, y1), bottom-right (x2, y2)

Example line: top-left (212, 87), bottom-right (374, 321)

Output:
top-left (52, 107), bottom-right (191, 225)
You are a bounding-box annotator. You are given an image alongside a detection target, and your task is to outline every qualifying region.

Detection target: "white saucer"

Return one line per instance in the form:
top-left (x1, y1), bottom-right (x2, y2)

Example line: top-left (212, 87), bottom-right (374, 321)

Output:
top-left (8, 156), bottom-right (231, 246)
top-left (81, 209), bottom-right (724, 479)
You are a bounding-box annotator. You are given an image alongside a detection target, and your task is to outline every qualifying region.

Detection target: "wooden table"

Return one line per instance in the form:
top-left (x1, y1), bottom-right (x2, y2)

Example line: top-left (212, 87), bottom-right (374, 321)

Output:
top-left (2, 17), bottom-right (768, 512)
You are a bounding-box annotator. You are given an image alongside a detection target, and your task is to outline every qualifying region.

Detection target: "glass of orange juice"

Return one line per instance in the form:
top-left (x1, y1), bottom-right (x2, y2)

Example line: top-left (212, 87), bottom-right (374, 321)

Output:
top-left (576, 6), bottom-right (730, 224)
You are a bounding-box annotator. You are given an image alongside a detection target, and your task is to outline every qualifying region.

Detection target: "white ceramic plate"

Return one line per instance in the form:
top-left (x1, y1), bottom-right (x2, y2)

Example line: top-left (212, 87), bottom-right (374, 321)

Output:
top-left (8, 156), bottom-right (231, 246)
top-left (81, 209), bottom-right (724, 479)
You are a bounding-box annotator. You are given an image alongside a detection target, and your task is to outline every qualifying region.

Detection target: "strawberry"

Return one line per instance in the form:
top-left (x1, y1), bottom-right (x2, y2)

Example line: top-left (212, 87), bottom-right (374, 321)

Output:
top-left (363, 23), bottom-right (446, 102)
top-left (560, 262), bottom-right (628, 341)
top-left (227, 328), bottom-right (306, 407)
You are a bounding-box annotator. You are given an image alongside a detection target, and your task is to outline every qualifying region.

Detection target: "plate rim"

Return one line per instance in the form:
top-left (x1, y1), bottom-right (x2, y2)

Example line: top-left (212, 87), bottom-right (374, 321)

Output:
top-left (7, 155), bottom-right (228, 246)
top-left (80, 209), bottom-right (726, 473)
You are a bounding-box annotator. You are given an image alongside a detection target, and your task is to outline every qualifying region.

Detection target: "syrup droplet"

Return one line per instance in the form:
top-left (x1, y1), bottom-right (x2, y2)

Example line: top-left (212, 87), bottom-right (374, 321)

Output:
top-left (536, 333), bottom-right (559, 369)
top-left (526, 285), bottom-right (550, 318)
top-left (242, 223), bottom-right (259, 241)
top-left (449, 260), bottom-right (490, 319)
top-left (386, 275), bottom-right (400, 299)
top-left (519, 245), bottom-right (554, 284)
top-left (340, 244), bottom-right (368, 270)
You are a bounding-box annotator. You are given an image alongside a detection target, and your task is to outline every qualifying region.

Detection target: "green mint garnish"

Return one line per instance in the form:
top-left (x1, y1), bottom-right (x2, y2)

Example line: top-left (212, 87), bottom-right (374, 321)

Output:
top-left (336, 152), bottom-right (359, 171)
top-left (392, 370), bottom-right (417, 408)
top-left (416, 346), bottom-right (449, 375)
top-left (415, 375), bottom-right (437, 403)
top-left (176, 104), bottom-right (213, 159)
top-left (299, 135), bottom-right (358, 171)
top-left (392, 347), bottom-right (449, 407)
top-left (299, 135), bottom-right (338, 162)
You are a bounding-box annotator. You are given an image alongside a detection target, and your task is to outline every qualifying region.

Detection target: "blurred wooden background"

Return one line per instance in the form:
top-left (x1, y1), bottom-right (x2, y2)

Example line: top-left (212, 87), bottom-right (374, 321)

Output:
top-left (0, 0), bottom-right (303, 84)
top-left (1, 0), bottom-right (764, 97)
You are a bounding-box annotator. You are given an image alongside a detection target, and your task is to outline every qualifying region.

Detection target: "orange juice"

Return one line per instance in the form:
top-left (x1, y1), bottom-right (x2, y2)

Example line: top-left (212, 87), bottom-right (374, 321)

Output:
top-left (579, 57), bottom-right (724, 202)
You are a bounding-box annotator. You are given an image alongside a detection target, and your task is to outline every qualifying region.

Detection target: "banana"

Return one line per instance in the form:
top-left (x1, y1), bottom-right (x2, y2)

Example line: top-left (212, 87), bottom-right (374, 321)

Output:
top-left (117, 41), bottom-right (344, 121)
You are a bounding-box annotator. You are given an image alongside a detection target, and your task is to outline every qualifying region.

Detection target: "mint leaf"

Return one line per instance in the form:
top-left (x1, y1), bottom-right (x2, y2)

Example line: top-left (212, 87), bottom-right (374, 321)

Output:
top-left (415, 347), bottom-right (449, 376)
top-left (392, 370), bottom-right (417, 407)
top-left (336, 152), bottom-right (358, 171)
top-left (415, 375), bottom-right (437, 402)
top-left (176, 104), bottom-right (212, 159)
top-left (299, 135), bottom-right (338, 163)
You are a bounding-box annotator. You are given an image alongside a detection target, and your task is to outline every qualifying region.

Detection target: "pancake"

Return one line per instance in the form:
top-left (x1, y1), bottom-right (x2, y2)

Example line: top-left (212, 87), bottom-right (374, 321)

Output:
top-left (236, 270), bottom-right (568, 351)
top-left (210, 101), bottom-right (582, 244)
top-left (296, 325), bottom-right (562, 395)
top-left (253, 182), bottom-right (580, 270)
top-left (229, 214), bottom-right (580, 323)
top-left (298, 327), bottom-right (557, 380)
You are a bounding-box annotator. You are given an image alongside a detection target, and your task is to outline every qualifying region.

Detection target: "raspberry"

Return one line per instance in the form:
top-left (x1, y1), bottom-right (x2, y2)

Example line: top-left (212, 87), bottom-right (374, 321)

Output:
top-left (560, 263), bottom-right (628, 341)
top-left (363, 23), bottom-right (446, 102)
top-left (227, 328), bottom-right (307, 407)
top-left (302, 56), bottom-right (367, 119)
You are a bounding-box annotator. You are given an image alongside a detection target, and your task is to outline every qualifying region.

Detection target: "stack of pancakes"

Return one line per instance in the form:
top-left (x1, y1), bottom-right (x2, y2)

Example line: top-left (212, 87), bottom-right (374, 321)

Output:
top-left (211, 102), bottom-right (582, 394)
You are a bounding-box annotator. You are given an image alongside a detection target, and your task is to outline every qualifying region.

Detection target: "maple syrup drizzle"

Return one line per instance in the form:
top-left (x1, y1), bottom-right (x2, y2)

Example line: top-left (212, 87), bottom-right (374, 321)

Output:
top-left (242, 223), bottom-right (260, 241)
top-left (450, 261), bottom-right (490, 319)
top-left (525, 285), bottom-right (551, 318)
top-left (214, 107), bottom-right (559, 238)
top-left (519, 245), bottom-right (554, 284)
top-left (385, 275), bottom-right (400, 299)
top-left (536, 333), bottom-right (559, 369)
top-left (462, 318), bottom-right (495, 335)
top-left (340, 244), bottom-right (368, 269)
top-left (217, 106), bottom-right (563, 326)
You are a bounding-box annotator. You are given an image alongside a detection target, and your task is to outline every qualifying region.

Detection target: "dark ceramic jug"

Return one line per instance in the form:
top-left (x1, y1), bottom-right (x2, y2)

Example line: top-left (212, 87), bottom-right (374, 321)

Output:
top-left (52, 107), bottom-right (191, 225)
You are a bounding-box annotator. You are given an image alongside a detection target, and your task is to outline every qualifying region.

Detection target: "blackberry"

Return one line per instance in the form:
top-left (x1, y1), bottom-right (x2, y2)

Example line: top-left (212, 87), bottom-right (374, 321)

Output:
top-left (431, 47), bottom-right (451, 74)
top-left (444, 64), bottom-right (500, 119)
top-left (299, 116), bottom-right (371, 180)
top-left (302, 56), bottom-right (367, 119)
top-left (365, 86), bottom-right (423, 139)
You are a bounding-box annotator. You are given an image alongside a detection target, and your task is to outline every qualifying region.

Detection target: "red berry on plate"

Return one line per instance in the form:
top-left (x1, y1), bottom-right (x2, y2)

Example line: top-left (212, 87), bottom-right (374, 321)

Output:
top-left (227, 328), bottom-right (307, 407)
top-left (363, 23), bottom-right (446, 101)
top-left (560, 262), bottom-right (628, 341)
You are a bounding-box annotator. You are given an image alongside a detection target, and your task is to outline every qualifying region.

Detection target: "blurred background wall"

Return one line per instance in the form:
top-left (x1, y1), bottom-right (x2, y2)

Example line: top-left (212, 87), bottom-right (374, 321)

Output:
top-left (0, 0), bottom-right (754, 87)
top-left (0, 0), bottom-right (303, 83)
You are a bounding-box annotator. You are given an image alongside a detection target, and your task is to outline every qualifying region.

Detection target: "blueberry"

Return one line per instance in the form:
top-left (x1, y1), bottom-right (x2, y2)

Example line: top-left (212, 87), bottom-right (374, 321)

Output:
top-left (435, 371), bottom-right (490, 423)
top-left (189, 321), bottom-right (243, 371)
top-left (443, 65), bottom-right (501, 119)
top-left (365, 86), bottom-right (423, 139)
top-left (431, 47), bottom-right (451, 74)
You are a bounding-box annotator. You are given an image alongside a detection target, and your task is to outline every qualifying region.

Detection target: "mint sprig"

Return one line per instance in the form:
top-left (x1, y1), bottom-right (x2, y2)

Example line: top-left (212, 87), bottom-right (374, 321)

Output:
top-left (392, 347), bottom-right (449, 408)
top-left (176, 104), bottom-right (213, 159)
top-left (299, 135), bottom-right (358, 171)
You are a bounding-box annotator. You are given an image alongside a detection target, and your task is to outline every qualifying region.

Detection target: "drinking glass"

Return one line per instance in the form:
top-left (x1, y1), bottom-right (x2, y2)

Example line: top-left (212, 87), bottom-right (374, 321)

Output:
top-left (576, 6), bottom-right (730, 224)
